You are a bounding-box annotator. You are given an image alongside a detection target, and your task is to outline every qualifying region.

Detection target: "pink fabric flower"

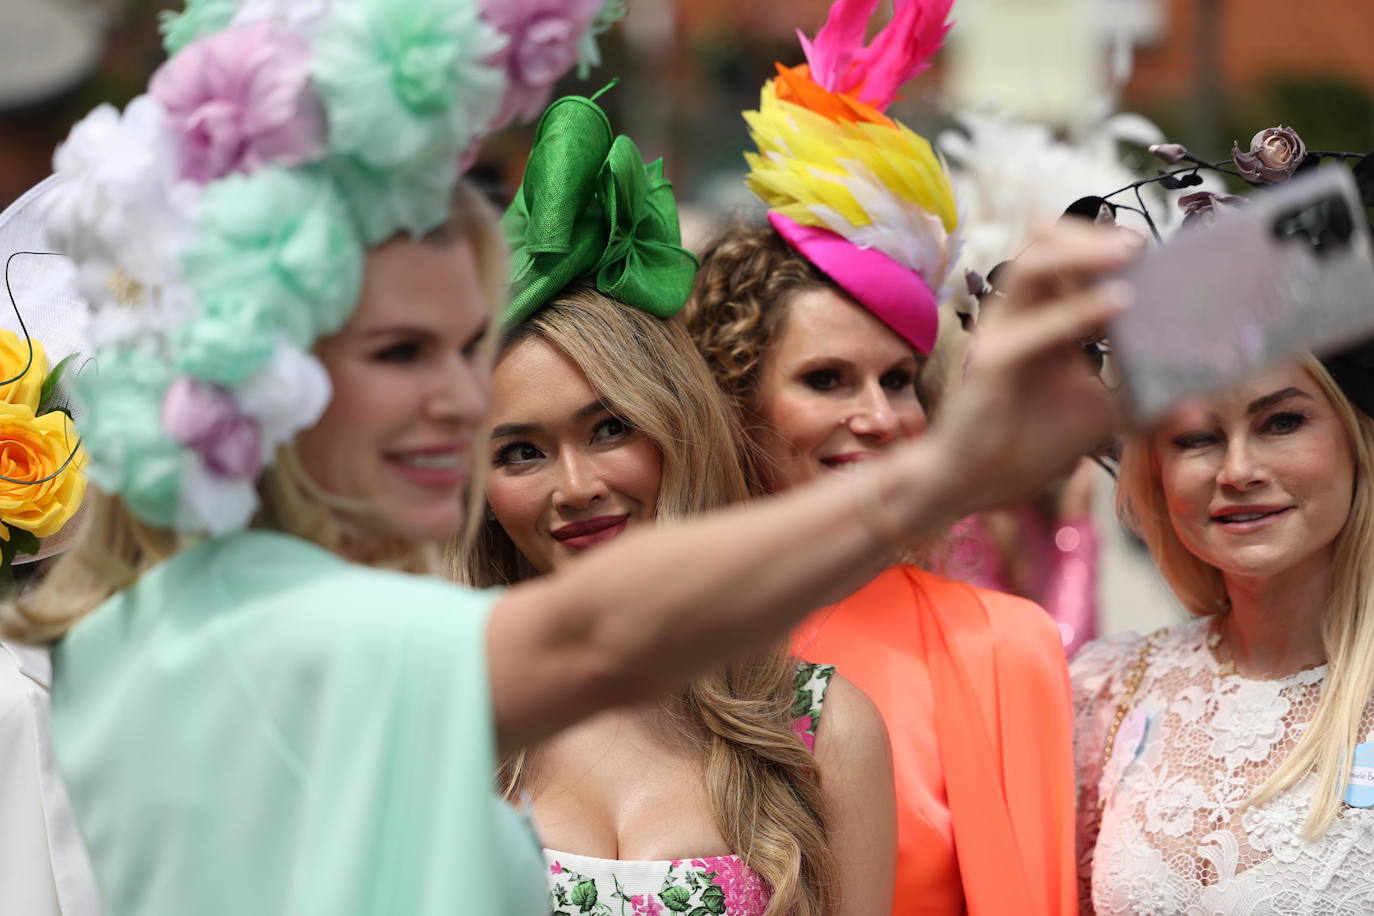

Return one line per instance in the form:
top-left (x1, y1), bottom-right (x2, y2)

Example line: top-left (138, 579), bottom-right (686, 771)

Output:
top-left (480, 0), bottom-right (601, 128)
top-left (161, 376), bottom-right (263, 478)
top-left (629, 894), bottom-right (664, 915)
top-left (694, 856), bottom-right (773, 910)
top-left (549, 861), bottom-right (562, 875)
top-left (149, 21), bottom-right (326, 183)
top-left (792, 714), bottom-right (817, 751)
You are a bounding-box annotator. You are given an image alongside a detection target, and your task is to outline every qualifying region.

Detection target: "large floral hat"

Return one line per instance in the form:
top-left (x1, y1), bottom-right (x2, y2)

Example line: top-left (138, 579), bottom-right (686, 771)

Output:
top-left (0, 178), bottom-right (90, 571)
top-left (743, 0), bottom-right (961, 354)
top-left (35, 0), bottom-right (618, 535)
top-left (503, 91), bottom-right (699, 327)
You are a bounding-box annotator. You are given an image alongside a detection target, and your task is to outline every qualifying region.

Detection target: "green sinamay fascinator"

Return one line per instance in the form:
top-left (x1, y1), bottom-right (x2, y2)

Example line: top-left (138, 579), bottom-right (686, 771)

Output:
top-left (502, 94), bottom-right (699, 327)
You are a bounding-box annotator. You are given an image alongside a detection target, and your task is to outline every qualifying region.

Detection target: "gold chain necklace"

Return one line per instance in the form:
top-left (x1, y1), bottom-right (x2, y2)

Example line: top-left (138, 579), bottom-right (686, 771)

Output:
top-left (1206, 622), bottom-right (1238, 678)
top-left (1098, 631), bottom-right (1161, 811)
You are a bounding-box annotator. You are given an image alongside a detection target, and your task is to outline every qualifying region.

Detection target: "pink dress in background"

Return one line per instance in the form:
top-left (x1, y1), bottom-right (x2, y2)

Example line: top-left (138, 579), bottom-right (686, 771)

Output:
top-left (941, 509), bottom-right (1099, 657)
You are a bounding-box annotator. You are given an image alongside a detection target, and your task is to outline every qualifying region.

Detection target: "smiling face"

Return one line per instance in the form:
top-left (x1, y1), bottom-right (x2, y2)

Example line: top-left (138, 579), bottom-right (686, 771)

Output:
top-left (752, 287), bottom-right (927, 491)
top-left (295, 234), bottom-right (493, 543)
top-left (485, 336), bottom-right (663, 574)
top-left (1155, 363), bottom-right (1356, 585)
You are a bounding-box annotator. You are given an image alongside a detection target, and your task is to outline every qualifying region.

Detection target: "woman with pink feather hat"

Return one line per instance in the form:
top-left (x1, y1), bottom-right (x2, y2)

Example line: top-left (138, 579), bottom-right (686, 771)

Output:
top-left (685, 0), bottom-right (1082, 912)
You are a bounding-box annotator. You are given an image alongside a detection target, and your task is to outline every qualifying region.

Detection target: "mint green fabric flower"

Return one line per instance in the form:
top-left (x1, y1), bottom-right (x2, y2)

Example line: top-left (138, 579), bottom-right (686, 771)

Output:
top-left (159, 0), bottom-right (237, 56)
top-left (173, 294), bottom-right (280, 386)
top-left (74, 350), bottom-right (184, 529)
top-left (330, 149), bottom-right (456, 245)
top-left (313, 0), bottom-right (507, 171)
top-left (182, 167), bottom-right (365, 347)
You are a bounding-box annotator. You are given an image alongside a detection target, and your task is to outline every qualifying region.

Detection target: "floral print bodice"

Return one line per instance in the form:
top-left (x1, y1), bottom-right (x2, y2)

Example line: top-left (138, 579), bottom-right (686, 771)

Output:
top-left (543, 662), bottom-right (835, 915)
top-left (1073, 619), bottom-right (1374, 915)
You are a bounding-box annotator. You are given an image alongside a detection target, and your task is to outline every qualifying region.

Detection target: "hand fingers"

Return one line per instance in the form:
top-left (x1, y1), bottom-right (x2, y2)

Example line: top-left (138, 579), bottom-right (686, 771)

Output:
top-left (976, 280), bottom-right (1133, 374)
top-left (999, 224), bottom-right (1143, 313)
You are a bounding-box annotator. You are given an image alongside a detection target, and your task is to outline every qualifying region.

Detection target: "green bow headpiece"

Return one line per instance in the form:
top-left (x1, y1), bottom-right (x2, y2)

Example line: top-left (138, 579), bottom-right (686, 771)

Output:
top-left (502, 94), bottom-right (699, 328)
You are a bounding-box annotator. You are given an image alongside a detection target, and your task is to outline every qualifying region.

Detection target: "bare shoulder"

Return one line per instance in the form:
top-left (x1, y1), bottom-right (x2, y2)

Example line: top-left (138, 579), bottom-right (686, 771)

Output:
top-left (813, 671), bottom-right (891, 768)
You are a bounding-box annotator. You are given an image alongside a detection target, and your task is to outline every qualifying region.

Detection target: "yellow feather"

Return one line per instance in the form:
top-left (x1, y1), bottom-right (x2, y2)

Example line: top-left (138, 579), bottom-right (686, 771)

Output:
top-left (741, 78), bottom-right (963, 291)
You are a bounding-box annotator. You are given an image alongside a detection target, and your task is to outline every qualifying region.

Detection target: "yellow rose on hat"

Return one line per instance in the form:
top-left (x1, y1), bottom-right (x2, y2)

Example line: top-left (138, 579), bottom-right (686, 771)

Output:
top-left (0, 328), bottom-right (48, 411)
top-left (0, 401), bottom-right (86, 541)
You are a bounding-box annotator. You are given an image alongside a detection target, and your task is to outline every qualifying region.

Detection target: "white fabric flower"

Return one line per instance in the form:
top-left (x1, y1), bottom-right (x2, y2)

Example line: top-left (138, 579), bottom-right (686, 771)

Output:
top-left (1242, 794), bottom-right (1308, 864)
top-left (1143, 770), bottom-right (1207, 838)
top-left (233, 0), bottom-right (333, 36)
top-left (178, 452), bottom-right (259, 536)
top-left (46, 96), bottom-right (202, 353)
top-left (1105, 824), bottom-right (1191, 915)
top-left (1209, 681), bottom-right (1291, 768)
top-left (235, 341), bottom-right (332, 459)
top-left (46, 96), bottom-right (199, 301)
top-left (86, 281), bottom-right (198, 352)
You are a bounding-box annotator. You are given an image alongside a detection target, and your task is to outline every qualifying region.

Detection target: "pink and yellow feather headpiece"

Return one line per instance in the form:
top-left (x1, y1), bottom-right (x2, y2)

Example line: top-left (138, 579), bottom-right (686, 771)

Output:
top-left (744, 0), bottom-right (960, 353)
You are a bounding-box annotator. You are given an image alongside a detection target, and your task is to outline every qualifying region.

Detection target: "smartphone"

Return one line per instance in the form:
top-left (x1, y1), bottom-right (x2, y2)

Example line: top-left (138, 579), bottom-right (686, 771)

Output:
top-left (1111, 167), bottom-right (1374, 420)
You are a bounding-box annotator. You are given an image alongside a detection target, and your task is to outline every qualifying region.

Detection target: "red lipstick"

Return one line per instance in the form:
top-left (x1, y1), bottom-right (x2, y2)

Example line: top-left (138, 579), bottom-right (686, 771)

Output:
top-left (552, 514), bottom-right (630, 551)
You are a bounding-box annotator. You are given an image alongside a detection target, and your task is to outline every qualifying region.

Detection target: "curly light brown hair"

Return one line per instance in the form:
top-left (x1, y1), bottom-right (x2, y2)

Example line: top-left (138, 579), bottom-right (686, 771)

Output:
top-left (682, 222), bottom-right (832, 409)
top-left (680, 222), bottom-right (838, 491)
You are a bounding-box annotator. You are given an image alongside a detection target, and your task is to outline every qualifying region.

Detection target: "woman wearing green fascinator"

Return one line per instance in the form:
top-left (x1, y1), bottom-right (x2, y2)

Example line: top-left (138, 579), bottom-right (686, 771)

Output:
top-left (460, 93), bottom-right (897, 916)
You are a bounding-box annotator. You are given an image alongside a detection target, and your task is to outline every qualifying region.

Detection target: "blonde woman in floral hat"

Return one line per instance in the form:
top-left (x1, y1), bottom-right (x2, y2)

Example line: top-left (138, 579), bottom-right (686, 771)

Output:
top-left (2, 1), bottom-right (1132, 913)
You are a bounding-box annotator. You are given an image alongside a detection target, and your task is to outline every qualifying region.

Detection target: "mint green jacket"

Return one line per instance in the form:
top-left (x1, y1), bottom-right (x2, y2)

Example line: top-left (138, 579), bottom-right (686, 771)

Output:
top-left (52, 531), bottom-right (546, 915)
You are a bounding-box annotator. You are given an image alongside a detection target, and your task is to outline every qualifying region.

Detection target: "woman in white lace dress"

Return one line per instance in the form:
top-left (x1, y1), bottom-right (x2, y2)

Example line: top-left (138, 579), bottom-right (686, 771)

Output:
top-left (1074, 355), bottom-right (1374, 914)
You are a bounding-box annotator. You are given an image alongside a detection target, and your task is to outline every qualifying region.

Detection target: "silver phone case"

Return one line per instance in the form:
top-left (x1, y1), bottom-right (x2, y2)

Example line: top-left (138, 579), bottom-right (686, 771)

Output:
top-left (1113, 167), bottom-right (1374, 420)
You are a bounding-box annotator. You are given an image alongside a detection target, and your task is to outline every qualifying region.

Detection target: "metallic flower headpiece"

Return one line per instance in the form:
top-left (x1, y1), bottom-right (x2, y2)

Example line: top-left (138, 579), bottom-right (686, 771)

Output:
top-left (974, 124), bottom-right (1374, 419)
top-left (1060, 125), bottom-right (1374, 240)
top-left (503, 92), bottom-right (699, 328)
top-left (36, 0), bottom-right (611, 535)
top-left (743, 0), bottom-right (961, 354)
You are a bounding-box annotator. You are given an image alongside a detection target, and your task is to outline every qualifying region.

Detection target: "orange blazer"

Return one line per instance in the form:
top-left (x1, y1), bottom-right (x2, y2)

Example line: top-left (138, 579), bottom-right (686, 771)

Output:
top-left (792, 566), bottom-right (1077, 916)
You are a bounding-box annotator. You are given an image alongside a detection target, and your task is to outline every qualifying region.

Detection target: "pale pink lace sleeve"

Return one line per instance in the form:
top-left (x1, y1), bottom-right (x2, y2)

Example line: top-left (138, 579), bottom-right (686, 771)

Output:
top-left (1069, 633), bottom-right (1142, 916)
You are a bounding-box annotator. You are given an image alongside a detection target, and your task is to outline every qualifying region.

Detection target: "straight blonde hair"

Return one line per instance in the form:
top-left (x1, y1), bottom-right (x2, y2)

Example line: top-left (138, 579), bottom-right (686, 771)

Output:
top-left (2, 181), bottom-right (508, 643)
top-left (1117, 354), bottom-right (1374, 838)
top-left (456, 287), bottom-right (837, 916)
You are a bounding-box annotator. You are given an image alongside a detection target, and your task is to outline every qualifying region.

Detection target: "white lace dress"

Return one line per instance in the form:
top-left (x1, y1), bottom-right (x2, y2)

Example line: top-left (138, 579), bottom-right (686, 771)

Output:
top-left (1072, 618), bottom-right (1374, 915)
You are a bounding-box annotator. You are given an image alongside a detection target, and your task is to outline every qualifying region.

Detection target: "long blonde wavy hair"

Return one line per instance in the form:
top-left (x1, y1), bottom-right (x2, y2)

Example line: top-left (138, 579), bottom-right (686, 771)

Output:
top-left (2, 180), bottom-right (508, 643)
top-left (1117, 353), bottom-right (1374, 839)
top-left (456, 287), bottom-right (836, 916)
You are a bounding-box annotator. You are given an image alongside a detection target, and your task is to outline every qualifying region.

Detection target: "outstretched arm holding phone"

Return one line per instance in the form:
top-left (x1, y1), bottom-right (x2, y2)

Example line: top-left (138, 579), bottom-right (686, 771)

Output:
top-left (489, 222), bottom-right (1136, 753)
